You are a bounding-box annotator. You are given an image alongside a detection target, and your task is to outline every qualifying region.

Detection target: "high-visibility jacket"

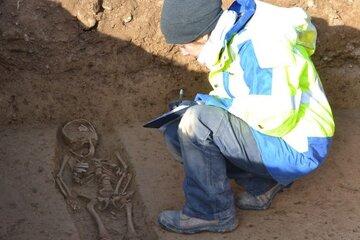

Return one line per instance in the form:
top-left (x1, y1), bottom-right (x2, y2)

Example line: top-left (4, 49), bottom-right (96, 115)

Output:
top-left (195, 0), bottom-right (335, 185)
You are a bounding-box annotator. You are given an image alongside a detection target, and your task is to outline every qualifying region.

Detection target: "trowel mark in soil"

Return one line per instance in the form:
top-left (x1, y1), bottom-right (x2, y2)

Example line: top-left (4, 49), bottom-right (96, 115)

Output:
top-left (53, 119), bottom-right (157, 240)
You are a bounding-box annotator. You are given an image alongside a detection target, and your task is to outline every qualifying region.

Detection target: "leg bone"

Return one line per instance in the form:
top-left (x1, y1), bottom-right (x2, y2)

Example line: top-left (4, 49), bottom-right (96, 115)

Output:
top-left (125, 201), bottom-right (136, 235)
top-left (87, 199), bottom-right (111, 240)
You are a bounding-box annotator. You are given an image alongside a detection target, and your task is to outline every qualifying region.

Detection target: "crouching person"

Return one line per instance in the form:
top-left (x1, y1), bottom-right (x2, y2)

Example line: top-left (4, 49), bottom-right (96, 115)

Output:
top-left (157, 0), bottom-right (335, 234)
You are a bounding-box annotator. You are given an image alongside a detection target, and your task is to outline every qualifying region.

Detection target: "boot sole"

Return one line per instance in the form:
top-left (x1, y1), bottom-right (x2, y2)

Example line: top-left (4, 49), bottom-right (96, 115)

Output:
top-left (158, 217), bottom-right (239, 234)
top-left (236, 184), bottom-right (290, 211)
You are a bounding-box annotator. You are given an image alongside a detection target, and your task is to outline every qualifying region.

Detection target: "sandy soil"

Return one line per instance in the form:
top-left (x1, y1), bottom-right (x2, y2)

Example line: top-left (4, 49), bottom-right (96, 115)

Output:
top-left (0, 0), bottom-right (359, 127)
top-left (0, 0), bottom-right (359, 239)
top-left (120, 110), bottom-right (360, 240)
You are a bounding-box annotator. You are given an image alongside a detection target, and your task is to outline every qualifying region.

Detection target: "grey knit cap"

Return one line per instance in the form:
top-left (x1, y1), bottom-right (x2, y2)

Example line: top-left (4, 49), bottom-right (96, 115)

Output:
top-left (160, 0), bottom-right (223, 44)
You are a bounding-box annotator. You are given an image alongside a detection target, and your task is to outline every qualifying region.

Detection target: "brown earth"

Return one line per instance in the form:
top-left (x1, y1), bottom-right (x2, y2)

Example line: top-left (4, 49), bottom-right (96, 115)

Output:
top-left (0, 0), bottom-right (359, 239)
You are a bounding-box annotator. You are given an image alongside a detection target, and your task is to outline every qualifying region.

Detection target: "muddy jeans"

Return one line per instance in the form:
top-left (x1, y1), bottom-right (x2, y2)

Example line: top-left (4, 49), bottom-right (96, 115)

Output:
top-left (162, 105), bottom-right (277, 221)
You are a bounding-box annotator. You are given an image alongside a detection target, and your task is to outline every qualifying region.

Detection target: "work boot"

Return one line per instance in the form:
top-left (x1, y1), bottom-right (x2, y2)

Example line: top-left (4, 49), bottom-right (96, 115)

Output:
top-left (236, 183), bottom-right (286, 210)
top-left (158, 210), bottom-right (238, 234)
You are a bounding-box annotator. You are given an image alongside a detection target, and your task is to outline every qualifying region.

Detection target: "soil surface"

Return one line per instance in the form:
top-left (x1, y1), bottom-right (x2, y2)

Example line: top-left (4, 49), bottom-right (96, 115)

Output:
top-left (0, 0), bottom-right (359, 239)
top-left (120, 109), bottom-right (360, 240)
top-left (0, 0), bottom-right (359, 127)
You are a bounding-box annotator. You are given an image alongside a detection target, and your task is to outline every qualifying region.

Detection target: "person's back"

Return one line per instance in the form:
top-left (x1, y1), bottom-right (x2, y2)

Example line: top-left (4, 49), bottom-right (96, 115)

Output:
top-left (197, 0), bottom-right (335, 185)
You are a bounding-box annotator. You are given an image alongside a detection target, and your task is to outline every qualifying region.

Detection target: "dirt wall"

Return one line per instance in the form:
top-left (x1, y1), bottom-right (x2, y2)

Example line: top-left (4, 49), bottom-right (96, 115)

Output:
top-left (0, 0), bottom-right (359, 127)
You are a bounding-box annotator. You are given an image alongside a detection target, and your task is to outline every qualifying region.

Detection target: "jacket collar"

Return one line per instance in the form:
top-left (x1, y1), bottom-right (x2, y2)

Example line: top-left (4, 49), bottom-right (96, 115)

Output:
top-left (197, 0), bottom-right (256, 68)
top-left (225, 0), bottom-right (256, 41)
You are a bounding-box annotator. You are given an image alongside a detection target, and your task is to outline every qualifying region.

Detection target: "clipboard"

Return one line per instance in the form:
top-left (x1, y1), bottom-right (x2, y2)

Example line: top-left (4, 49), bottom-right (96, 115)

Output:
top-left (143, 101), bottom-right (198, 128)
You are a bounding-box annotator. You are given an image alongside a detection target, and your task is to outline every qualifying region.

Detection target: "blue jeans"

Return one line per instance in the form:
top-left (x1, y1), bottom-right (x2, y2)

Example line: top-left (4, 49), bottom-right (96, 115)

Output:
top-left (162, 105), bottom-right (277, 220)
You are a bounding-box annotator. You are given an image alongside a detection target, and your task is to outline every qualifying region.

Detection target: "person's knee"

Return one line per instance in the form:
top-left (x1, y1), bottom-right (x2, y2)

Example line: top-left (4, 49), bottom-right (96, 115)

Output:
top-left (178, 105), bottom-right (203, 138)
top-left (178, 105), bottom-right (226, 141)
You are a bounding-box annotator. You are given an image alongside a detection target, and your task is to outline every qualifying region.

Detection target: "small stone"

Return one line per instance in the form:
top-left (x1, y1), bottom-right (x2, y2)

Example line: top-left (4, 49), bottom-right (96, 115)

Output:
top-left (307, 0), bottom-right (316, 8)
top-left (102, 0), bottom-right (112, 11)
top-left (91, 0), bottom-right (101, 13)
top-left (24, 33), bottom-right (29, 42)
top-left (77, 9), bottom-right (97, 29)
top-left (95, 12), bottom-right (103, 20)
top-left (123, 14), bottom-right (133, 24)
